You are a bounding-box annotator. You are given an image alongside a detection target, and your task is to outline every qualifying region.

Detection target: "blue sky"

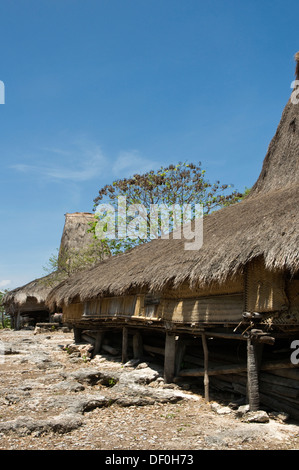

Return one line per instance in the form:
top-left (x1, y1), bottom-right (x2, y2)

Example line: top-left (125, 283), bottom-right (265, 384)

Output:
top-left (0, 0), bottom-right (298, 290)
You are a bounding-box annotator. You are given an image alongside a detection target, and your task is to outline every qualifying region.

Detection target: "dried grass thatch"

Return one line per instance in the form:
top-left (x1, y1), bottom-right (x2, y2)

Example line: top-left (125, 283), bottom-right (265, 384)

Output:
top-left (3, 212), bottom-right (97, 312)
top-left (58, 212), bottom-right (96, 260)
top-left (2, 272), bottom-right (58, 310)
top-left (47, 184), bottom-right (299, 308)
top-left (295, 51), bottom-right (299, 80)
top-left (47, 53), bottom-right (299, 310)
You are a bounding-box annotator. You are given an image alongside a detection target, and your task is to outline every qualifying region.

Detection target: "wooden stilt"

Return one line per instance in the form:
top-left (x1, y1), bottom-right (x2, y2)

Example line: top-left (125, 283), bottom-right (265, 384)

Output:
top-left (16, 309), bottom-right (21, 331)
top-left (247, 337), bottom-right (263, 411)
top-left (133, 331), bottom-right (143, 359)
top-left (164, 333), bottom-right (176, 383)
top-left (93, 331), bottom-right (104, 357)
top-left (201, 333), bottom-right (209, 402)
top-left (175, 339), bottom-right (186, 376)
top-left (73, 327), bottom-right (82, 344)
top-left (122, 326), bottom-right (128, 363)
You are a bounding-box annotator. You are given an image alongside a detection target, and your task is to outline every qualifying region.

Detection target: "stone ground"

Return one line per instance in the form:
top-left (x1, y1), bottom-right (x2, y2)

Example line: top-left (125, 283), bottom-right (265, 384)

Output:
top-left (0, 328), bottom-right (298, 451)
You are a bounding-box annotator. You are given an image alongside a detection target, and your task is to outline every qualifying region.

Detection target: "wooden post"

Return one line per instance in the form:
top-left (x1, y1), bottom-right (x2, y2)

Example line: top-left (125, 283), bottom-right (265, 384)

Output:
top-left (73, 326), bottom-right (82, 344)
top-left (15, 309), bottom-right (21, 331)
top-left (201, 333), bottom-right (209, 402)
top-left (175, 339), bottom-right (186, 376)
top-left (247, 337), bottom-right (263, 411)
top-left (164, 333), bottom-right (176, 383)
top-left (133, 331), bottom-right (143, 359)
top-left (122, 326), bottom-right (128, 363)
top-left (93, 331), bottom-right (104, 357)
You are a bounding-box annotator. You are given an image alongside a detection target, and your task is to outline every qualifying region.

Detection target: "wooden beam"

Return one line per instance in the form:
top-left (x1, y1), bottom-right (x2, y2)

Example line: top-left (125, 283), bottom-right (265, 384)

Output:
top-left (93, 331), bottom-right (104, 357)
top-left (178, 363), bottom-right (247, 377)
top-left (175, 340), bottom-right (186, 376)
top-left (73, 327), bottom-right (82, 343)
top-left (178, 359), bottom-right (298, 377)
top-left (122, 326), bottom-right (128, 363)
top-left (247, 338), bottom-right (263, 411)
top-left (143, 344), bottom-right (165, 355)
top-left (15, 309), bottom-right (21, 331)
top-left (133, 332), bottom-right (143, 359)
top-left (201, 333), bottom-right (209, 402)
top-left (164, 333), bottom-right (176, 383)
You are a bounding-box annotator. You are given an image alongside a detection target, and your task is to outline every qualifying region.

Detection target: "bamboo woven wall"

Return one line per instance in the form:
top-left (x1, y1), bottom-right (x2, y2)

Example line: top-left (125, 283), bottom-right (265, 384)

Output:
top-left (158, 293), bottom-right (244, 323)
top-left (163, 278), bottom-right (243, 299)
top-left (245, 257), bottom-right (289, 313)
top-left (288, 279), bottom-right (299, 314)
top-left (63, 302), bottom-right (84, 321)
top-left (83, 295), bottom-right (137, 318)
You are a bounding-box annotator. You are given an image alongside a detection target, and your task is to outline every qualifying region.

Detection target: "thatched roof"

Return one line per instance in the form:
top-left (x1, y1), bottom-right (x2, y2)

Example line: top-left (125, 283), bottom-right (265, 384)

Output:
top-left (3, 212), bottom-right (96, 311)
top-left (58, 212), bottom-right (95, 260)
top-left (47, 52), bottom-right (299, 309)
top-left (2, 272), bottom-right (58, 310)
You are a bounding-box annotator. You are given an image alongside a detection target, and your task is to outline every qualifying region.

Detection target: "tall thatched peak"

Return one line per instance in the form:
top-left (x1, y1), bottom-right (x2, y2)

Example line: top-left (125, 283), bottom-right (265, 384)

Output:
top-left (58, 212), bottom-right (96, 261)
top-left (3, 212), bottom-right (97, 310)
top-left (249, 52), bottom-right (299, 197)
top-left (295, 51), bottom-right (299, 80)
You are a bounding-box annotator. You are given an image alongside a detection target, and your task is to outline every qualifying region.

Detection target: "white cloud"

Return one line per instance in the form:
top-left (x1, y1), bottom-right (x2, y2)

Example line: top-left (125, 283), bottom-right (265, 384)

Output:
top-left (10, 144), bottom-right (107, 182)
top-left (112, 150), bottom-right (159, 178)
top-left (0, 280), bottom-right (11, 288)
top-left (10, 140), bottom-right (159, 183)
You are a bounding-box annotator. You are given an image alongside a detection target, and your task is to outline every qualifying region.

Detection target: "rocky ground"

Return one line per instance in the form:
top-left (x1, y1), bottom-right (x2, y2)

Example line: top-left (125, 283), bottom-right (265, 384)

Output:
top-left (0, 327), bottom-right (298, 452)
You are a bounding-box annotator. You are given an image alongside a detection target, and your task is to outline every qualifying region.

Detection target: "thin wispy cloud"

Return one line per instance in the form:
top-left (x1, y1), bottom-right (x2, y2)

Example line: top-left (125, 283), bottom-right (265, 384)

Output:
top-left (112, 150), bottom-right (160, 178)
top-left (0, 280), bottom-right (11, 288)
top-left (10, 144), bottom-right (107, 182)
top-left (11, 143), bottom-right (159, 183)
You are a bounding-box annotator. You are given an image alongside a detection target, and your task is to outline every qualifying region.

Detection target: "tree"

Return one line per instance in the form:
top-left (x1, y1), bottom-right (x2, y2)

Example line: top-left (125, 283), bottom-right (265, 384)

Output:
top-left (90, 161), bottom-right (244, 255)
top-left (0, 290), bottom-right (11, 328)
top-left (43, 239), bottom-right (110, 282)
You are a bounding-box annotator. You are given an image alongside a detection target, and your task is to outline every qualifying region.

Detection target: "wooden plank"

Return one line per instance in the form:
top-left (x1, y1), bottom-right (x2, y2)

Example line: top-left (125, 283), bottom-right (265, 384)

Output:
top-left (175, 340), bottom-right (186, 376)
top-left (133, 332), bottom-right (143, 359)
top-left (178, 359), bottom-right (298, 377)
top-left (73, 327), bottom-right (83, 343)
top-left (93, 331), bottom-right (104, 357)
top-left (260, 372), bottom-right (299, 390)
top-left (144, 344), bottom-right (165, 356)
top-left (122, 326), bottom-right (128, 363)
top-left (259, 380), bottom-right (299, 399)
top-left (259, 393), bottom-right (299, 421)
top-left (164, 333), bottom-right (176, 383)
top-left (178, 364), bottom-right (247, 377)
top-left (247, 338), bottom-right (263, 411)
top-left (202, 333), bottom-right (209, 402)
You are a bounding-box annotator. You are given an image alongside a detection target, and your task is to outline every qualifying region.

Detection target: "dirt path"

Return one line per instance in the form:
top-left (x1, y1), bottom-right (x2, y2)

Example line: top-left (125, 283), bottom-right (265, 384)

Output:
top-left (0, 328), bottom-right (298, 451)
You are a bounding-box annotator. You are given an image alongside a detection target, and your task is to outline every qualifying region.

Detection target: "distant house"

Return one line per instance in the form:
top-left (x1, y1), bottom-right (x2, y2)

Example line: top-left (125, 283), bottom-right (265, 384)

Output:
top-left (3, 212), bottom-right (96, 329)
top-left (47, 53), bottom-right (299, 419)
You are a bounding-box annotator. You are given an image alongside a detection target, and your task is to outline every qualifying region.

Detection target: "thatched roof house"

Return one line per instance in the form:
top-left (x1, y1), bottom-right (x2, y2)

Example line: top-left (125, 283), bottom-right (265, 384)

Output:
top-left (3, 212), bottom-right (96, 329)
top-left (45, 53), bottom-right (299, 419)
top-left (47, 57), bottom-right (299, 313)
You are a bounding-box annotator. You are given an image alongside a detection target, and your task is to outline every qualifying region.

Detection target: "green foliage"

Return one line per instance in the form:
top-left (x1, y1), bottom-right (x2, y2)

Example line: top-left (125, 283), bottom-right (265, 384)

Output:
top-left (91, 161), bottom-right (244, 255)
top-left (44, 162), bottom-right (248, 277)
top-left (0, 290), bottom-right (11, 328)
top-left (43, 239), bottom-right (110, 281)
